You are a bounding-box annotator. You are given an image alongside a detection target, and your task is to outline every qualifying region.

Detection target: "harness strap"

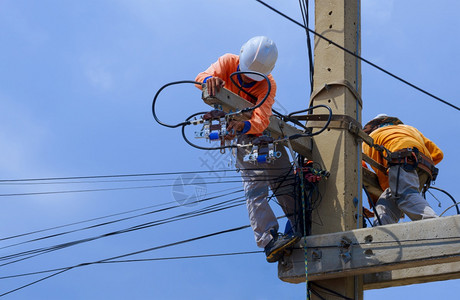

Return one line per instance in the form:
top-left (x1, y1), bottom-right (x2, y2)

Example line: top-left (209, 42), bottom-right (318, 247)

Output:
top-left (362, 153), bottom-right (387, 173)
top-left (388, 148), bottom-right (438, 181)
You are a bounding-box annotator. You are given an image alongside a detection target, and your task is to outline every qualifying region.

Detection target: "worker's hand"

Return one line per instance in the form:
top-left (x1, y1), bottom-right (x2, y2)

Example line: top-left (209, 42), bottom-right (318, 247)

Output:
top-left (206, 77), bottom-right (225, 96)
top-left (226, 120), bottom-right (245, 140)
top-left (232, 110), bottom-right (253, 121)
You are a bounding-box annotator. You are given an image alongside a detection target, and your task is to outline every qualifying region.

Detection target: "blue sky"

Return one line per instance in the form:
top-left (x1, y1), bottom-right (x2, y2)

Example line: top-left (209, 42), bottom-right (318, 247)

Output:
top-left (0, 1), bottom-right (459, 299)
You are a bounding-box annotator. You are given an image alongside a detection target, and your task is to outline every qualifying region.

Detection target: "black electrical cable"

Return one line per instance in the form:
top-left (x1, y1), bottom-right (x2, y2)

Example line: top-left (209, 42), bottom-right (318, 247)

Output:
top-left (98, 250), bottom-right (262, 264)
top-left (363, 186), bottom-right (382, 226)
top-left (0, 268), bottom-right (72, 298)
top-left (0, 224), bottom-right (252, 297)
top-left (255, 0), bottom-right (460, 112)
top-left (0, 194), bottom-right (253, 267)
top-left (272, 109), bottom-right (309, 131)
top-left (287, 104), bottom-right (333, 138)
top-left (0, 168), bottom-right (300, 184)
top-left (0, 183), bottom-right (296, 267)
top-left (263, 163), bottom-right (295, 210)
top-left (0, 180), bottom-right (242, 197)
top-left (363, 207), bottom-right (374, 228)
top-left (180, 111), bottom-right (237, 151)
top-left (0, 189), bottom-right (241, 243)
top-left (0, 196), bottom-right (248, 265)
top-left (228, 70), bottom-right (271, 113)
top-left (4, 229), bottom-right (459, 296)
top-left (226, 70), bottom-right (309, 131)
top-left (0, 199), bottom-right (176, 242)
top-left (310, 282), bottom-right (354, 300)
top-left (309, 288), bottom-right (326, 300)
top-left (181, 71), bottom-right (270, 151)
top-left (299, 0), bottom-right (314, 94)
top-left (0, 251), bottom-right (263, 280)
top-left (151, 80), bottom-right (204, 128)
top-left (0, 169), bottom-right (244, 183)
top-left (0, 185), bottom-right (241, 245)
top-left (0, 189), bottom-right (245, 250)
top-left (0, 175), bottom-right (254, 186)
top-left (428, 186), bottom-right (460, 215)
top-left (1, 176), bottom-right (294, 198)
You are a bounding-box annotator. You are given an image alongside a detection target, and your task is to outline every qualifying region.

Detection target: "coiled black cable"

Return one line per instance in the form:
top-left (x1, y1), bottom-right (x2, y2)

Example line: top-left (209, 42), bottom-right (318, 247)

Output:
top-left (287, 104), bottom-right (333, 138)
top-left (228, 70), bottom-right (271, 114)
top-left (428, 186), bottom-right (460, 215)
top-left (152, 80), bottom-right (203, 128)
top-left (181, 112), bottom-right (238, 151)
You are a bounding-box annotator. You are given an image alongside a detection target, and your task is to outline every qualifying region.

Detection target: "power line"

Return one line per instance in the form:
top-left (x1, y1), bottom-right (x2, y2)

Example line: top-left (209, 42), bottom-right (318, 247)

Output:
top-left (0, 186), bottom-right (243, 244)
top-left (255, 0), bottom-right (460, 111)
top-left (0, 181), bottom-right (242, 197)
top-left (0, 174), bottom-right (292, 198)
top-left (0, 268), bottom-right (71, 298)
top-left (0, 251), bottom-right (262, 280)
top-left (298, 0), bottom-right (314, 94)
top-left (0, 170), bottom-right (233, 183)
top-left (0, 195), bottom-right (251, 266)
top-left (0, 171), bottom-right (293, 264)
top-left (0, 175), bottom-right (246, 185)
top-left (0, 224), bottom-right (252, 297)
top-left (0, 189), bottom-right (245, 250)
top-left (311, 282), bottom-right (354, 300)
top-left (0, 168), bottom-right (291, 183)
top-left (0, 173), bottom-right (291, 186)
top-left (3, 229), bottom-right (458, 297)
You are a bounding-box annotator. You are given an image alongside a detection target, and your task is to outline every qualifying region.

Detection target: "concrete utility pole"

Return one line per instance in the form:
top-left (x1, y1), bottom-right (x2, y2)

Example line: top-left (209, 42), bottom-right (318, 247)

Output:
top-left (308, 1), bottom-right (363, 299)
top-left (202, 2), bottom-right (460, 297)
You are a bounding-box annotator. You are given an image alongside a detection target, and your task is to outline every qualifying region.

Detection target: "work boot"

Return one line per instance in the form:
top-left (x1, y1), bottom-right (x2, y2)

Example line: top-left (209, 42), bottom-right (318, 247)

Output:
top-left (264, 230), bottom-right (301, 263)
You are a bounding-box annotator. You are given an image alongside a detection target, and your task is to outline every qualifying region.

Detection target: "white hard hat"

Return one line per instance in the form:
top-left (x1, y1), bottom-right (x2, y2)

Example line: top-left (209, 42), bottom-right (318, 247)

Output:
top-left (373, 113), bottom-right (388, 119)
top-left (239, 36), bottom-right (278, 81)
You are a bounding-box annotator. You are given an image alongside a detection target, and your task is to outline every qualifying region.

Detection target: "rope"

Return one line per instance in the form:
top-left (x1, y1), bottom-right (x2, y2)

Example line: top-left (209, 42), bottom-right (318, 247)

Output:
top-left (298, 157), bottom-right (310, 300)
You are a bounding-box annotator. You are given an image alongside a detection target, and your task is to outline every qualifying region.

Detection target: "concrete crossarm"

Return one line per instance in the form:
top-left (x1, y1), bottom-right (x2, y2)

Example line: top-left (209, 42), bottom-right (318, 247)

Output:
top-left (364, 261), bottom-right (460, 290)
top-left (201, 87), bottom-right (313, 158)
top-left (278, 215), bottom-right (460, 286)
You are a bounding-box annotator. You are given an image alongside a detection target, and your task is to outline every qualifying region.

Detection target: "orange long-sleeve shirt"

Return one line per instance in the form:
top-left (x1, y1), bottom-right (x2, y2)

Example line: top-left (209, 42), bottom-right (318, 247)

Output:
top-left (195, 53), bottom-right (276, 135)
top-left (362, 124), bottom-right (443, 190)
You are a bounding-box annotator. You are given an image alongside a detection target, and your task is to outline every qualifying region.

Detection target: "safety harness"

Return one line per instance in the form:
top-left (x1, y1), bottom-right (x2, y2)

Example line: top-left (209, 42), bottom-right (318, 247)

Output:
top-left (387, 147), bottom-right (439, 182)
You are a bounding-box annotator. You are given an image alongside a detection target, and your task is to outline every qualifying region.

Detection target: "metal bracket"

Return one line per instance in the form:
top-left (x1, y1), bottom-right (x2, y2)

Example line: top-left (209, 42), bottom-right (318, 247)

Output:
top-left (339, 237), bottom-right (353, 264)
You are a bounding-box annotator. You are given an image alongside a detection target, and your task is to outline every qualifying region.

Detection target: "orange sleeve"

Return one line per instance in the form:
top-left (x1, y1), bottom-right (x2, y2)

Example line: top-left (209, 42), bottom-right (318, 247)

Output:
top-left (414, 128), bottom-right (444, 165)
top-left (195, 54), bottom-right (233, 87)
top-left (246, 78), bottom-right (276, 135)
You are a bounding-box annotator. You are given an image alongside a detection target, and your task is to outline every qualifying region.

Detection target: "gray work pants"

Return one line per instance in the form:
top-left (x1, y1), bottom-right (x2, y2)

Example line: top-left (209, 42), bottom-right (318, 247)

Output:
top-left (373, 165), bottom-right (437, 226)
top-left (236, 135), bottom-right (297, 248)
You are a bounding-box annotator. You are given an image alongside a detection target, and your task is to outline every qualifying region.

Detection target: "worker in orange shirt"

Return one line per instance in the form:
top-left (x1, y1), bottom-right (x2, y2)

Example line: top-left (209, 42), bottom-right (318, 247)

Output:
top-left (196, 36), bottom-right (300, 262)
top-left (362, 114), bottom-right (443, 225)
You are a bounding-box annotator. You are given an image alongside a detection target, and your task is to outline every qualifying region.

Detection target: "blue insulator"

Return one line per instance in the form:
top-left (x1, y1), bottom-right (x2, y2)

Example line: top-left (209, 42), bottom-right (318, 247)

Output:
top-left (274, 151), bottom-right (282, 158)
top-left (209, 132), bottom-right (219, 140)
top-left (257, 155), bottom-right (267, 163)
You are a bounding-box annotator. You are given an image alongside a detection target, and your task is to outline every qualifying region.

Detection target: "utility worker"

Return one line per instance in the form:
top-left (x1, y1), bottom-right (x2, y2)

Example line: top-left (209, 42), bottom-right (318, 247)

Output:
top-left (362, 114), bottom-right (443, 226)
top-left (195, 36), bottom-right (300, 262)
